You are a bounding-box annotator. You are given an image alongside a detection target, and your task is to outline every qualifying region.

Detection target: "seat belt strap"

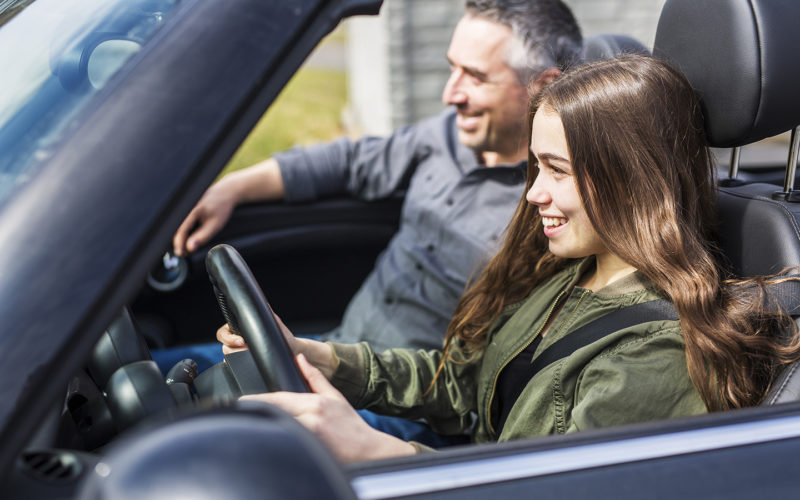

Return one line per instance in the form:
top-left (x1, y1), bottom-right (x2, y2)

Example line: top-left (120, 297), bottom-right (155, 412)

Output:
top-left (528, 299), bottom-right (678, 375)
top-left (495, 299), bottom-right (678, 434)
top-left (758, 278), bottom-right (800, 316)
top-left (527, 277), bottom-right (800, 376)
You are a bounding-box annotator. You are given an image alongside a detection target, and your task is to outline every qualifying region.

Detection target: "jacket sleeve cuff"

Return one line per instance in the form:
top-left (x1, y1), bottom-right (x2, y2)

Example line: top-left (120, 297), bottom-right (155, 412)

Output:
top-left (328, 341), bottom-right (371, 406)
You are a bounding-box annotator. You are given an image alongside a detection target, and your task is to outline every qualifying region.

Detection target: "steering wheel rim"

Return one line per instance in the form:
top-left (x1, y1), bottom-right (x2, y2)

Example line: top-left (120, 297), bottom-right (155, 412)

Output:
top-left (205, 244), bottom-right (309, 393)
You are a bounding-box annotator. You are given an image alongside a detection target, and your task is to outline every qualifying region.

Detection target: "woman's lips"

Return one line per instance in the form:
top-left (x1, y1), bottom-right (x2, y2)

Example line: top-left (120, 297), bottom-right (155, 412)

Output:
top-left (542, 216), bottom-right (567, 237)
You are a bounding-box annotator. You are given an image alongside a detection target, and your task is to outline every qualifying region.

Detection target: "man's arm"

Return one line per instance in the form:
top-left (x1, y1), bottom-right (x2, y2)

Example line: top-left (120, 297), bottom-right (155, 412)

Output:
top-left (173, 158), bottom-right (284, 256)
top-left (174, 113), bottom-right (433, 255)
top-left (275, 120), bottom-right (428, 203)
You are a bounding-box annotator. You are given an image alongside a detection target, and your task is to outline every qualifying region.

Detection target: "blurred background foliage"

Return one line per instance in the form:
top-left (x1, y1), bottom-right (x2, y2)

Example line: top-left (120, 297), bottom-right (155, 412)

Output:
top-left (222, 68), bottom-right (347, 175)
top-left (221, 27), bottom-right (348, 175)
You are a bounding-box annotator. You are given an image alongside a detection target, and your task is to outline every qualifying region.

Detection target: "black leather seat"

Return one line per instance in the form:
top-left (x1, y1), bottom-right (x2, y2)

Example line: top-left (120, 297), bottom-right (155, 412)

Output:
top-left (653, 0), bottom-right (800, 403)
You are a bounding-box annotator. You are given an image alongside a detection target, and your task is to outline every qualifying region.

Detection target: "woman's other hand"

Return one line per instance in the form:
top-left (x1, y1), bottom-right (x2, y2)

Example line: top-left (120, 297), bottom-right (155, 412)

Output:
top-left (241, 354), bottom-right (416, 463)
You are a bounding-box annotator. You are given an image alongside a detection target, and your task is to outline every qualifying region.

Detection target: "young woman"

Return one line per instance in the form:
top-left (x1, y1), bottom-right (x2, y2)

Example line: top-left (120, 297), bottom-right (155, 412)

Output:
top-left (225, 55), bottom-right (800, 462)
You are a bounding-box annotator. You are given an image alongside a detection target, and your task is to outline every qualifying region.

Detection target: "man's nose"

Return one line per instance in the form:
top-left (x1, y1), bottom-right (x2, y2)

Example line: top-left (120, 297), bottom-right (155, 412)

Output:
top-left (442, 70), bottom-right (467, 105)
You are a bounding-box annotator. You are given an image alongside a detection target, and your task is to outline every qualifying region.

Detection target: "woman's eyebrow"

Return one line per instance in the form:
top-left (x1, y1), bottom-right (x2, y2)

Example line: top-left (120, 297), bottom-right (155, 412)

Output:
top-left (536, 152), bottom-right (571, 164)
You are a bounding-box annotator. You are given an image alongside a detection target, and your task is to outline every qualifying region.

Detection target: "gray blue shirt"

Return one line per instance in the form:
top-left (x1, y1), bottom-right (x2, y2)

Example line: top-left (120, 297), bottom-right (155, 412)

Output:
top-left (274, 110), bottom-right (525, 351)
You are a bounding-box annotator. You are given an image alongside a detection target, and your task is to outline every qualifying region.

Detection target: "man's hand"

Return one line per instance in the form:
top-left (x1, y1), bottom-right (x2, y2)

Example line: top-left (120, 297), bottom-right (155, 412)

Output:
top-left (172, 158), bottom-right (286, 256)
top-left (241, 354), bottom-right (417, 463)
top-left (173, 180), bottom-right (238, 256)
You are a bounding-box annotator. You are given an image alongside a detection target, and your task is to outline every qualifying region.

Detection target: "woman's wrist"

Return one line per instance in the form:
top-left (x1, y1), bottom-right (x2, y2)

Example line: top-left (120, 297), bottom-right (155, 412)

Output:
top-left (296, 337), bottom-right (337, 379)
top-left (367, 431), bottom-right (418, 461)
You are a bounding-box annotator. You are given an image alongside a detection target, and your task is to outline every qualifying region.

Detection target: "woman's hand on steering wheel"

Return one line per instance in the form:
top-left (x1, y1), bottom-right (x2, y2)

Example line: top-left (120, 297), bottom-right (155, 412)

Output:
top-left (241, 354), bottom-right (416, 463)
top-left (216, 311), bottom-right (295, 355)
top-left (217, 323), bottom-right (248, 354)
top-left (216, 318), bottom-right (337, 379)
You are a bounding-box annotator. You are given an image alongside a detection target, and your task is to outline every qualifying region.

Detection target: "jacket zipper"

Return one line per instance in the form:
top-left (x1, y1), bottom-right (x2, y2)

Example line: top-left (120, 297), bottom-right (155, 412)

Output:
top-left (486, 288), bottom-right (567, 437)
top-left (550, 289), bottom-right (591, 340)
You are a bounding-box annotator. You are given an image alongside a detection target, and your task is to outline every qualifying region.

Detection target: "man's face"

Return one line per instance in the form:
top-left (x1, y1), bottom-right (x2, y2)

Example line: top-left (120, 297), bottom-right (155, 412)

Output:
top-left (442, 15), bottom-right (529, 163)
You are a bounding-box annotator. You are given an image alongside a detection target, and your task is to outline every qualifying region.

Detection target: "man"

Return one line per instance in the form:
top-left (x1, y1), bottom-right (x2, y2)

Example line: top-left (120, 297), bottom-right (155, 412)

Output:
top-left (173, 0), bottom-right (583, 352)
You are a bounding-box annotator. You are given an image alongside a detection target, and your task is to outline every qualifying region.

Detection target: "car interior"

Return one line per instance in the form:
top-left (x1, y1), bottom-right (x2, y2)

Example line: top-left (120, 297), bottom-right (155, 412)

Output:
top-left (8, 0), bottom-right (800, 498)
top-left (127, 35), bottom-right (657, 351)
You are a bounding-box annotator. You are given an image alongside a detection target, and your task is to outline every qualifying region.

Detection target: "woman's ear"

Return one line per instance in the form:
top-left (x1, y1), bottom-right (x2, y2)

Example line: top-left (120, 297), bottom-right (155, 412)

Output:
top-left (529, 68), bottom-right (562, 95)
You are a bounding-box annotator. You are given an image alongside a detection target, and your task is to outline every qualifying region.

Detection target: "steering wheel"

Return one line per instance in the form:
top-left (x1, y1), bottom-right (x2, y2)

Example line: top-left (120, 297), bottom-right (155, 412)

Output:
top-left (205, 244), bottom-right (309, 393)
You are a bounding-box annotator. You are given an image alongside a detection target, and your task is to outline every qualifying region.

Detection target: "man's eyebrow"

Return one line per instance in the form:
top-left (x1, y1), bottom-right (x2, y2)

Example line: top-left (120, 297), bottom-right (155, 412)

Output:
top-left (446, 57), bottom-right (488, 79)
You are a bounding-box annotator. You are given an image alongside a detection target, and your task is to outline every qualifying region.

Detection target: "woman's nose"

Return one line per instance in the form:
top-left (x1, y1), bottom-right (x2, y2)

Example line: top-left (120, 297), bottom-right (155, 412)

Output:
top-left (526, 177), bottom-right (551, 207)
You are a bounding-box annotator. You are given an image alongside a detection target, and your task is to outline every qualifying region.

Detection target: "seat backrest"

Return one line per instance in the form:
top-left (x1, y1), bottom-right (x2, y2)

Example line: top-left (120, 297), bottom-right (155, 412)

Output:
top-left (582, 33), bottom-right (650, 62)
top-left (653, 0), bottom-right (800, 403)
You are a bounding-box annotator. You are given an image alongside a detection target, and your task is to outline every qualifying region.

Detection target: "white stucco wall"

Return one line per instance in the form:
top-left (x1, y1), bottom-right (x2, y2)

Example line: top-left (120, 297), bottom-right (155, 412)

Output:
top-left (345, 13), bottom-right (392, 136)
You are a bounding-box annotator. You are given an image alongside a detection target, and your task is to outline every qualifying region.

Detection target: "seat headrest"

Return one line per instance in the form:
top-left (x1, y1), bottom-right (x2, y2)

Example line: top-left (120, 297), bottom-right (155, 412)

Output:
top-left (582, 33), bottom-right (650, 62)
top-left (653, 0), bottom-right (800, 148)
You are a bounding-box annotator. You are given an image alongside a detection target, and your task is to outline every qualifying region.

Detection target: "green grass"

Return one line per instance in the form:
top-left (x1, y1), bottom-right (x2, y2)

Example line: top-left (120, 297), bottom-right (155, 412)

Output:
top-left (222, 66), bottom-right (347, 175)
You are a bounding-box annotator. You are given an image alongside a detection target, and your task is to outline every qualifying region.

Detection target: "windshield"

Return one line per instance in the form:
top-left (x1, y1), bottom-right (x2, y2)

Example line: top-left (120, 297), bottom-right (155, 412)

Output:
top-left (0, 0), bottom-right (182, 203)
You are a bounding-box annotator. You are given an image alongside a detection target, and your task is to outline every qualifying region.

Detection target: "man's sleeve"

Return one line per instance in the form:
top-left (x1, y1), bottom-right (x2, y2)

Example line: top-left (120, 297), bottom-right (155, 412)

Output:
top-left (273, 121), bottom-right (429, 203)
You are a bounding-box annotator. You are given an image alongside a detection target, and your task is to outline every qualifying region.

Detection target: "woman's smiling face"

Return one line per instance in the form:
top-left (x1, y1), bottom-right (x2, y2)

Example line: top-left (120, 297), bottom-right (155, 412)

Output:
top-left (526, 106), bottom-right (608, 260)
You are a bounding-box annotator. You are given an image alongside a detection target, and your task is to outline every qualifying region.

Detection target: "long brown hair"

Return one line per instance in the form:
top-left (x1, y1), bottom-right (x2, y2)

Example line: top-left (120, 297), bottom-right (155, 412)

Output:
top-left (439, 55), bottom-right (800, 410)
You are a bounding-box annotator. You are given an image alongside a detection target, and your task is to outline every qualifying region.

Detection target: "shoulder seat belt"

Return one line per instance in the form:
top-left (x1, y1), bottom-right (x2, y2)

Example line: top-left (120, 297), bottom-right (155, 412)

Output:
top-left (528, 299), bottom-right (677, 375)
top-left (496, 299), bottom-right (676, 434)
top-left (498, 279), bottom-right (800, 433)
top-left (530, 277), bottom-right (800, 376)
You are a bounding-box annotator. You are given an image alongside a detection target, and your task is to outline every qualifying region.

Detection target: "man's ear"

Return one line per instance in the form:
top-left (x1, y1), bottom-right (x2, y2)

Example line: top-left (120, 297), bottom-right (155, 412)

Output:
top-left (529, 68), bottom-right (562, 95)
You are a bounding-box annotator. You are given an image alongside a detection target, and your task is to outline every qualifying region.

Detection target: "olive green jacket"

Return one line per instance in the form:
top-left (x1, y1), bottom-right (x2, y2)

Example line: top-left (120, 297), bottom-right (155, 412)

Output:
top-left (329, 259), bottom-right (707, 445)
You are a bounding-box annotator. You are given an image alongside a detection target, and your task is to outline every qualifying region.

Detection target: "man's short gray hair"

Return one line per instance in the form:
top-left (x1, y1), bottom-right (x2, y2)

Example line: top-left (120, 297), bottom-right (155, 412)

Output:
top-left (466, 0), bottom-right (583, 85)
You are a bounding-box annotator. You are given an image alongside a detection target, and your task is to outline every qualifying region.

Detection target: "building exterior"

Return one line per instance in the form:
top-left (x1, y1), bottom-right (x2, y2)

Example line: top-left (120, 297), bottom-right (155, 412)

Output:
top-left (345, 0), bottom-right (667, 136)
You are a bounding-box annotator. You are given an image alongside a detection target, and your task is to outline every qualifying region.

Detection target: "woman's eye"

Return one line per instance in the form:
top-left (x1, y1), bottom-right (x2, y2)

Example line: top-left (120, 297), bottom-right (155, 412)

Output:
top-left (548, 163), bottom-right (570, 177)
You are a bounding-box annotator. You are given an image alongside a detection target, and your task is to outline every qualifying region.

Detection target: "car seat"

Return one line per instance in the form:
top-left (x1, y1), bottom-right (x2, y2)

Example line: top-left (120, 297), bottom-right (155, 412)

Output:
top-left (653, 0), bottom-right (800, 403)
top-left (582, 33), bottom-right (650, 61)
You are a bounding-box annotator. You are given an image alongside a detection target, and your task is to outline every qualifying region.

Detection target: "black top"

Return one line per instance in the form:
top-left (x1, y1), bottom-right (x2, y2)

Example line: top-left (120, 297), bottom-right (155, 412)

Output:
top-left (495, 335), bottom-right (543, 434)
